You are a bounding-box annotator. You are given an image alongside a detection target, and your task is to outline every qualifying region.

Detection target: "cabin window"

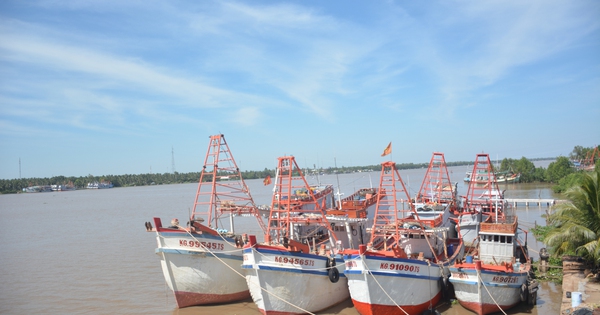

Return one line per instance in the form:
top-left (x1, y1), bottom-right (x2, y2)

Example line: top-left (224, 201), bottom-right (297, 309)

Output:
top-left (507, 236), bottom-right (512, 244)
top-left (494, 235), bottom-right (499, 242)
top-left (500, 236), bottom-right (506, 243)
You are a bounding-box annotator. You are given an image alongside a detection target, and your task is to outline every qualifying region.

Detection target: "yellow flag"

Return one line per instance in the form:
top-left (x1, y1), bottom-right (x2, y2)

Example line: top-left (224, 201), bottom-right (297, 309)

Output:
top-left (381, 142), bottom-right (392, 157)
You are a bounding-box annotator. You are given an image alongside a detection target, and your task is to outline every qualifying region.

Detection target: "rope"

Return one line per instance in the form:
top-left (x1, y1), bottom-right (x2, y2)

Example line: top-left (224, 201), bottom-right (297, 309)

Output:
top-left (176, 228), bottom-right (317, 315)
top-left (360, 254), bottom-right (410, 315)
top-left (477, 271), bottom-right (508, 315)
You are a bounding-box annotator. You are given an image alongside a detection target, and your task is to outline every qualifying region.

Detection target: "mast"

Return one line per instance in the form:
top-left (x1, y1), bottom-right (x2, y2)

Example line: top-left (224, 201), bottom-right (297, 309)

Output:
top-left (464, 153), bottom-right (501, 216)
top-left (190, 134), bottom-right (267, 233)
top-left (416, 152), bottom-right (454, 206)
top-left (266, 156), bottom-right (337, 245)
top-left (369, 161), bottom-right (413, 247)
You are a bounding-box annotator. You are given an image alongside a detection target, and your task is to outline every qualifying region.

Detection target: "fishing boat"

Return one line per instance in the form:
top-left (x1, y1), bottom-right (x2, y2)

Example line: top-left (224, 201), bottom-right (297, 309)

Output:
top-left (86, 181), bottom-right (113, 189)
top-left (449, 156), bottom-right (537, 314)
top-left (257, 184), bottom-right (335, 217)
top-left (242, 156), bottom-right (373, 314)
top-left (413, 152), bottom-right (458, 238)
top-left (456, 154), bottom-right (507, 247)
top-left (465, 171), bottom-right (520, 184)
top-left (52, 182), bottom-right (76, 191)
top-left (343, 161), bottom-right (464, 315)
top-left (147, 134), bottom-right (268, 308)
top-left (22, 185), bottom-right (52, 193)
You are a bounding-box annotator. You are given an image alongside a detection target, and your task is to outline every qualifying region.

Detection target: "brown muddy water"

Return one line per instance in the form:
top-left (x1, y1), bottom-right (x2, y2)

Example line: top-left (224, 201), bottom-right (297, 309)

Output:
top-left (0, 162), bottom-right (562, 314)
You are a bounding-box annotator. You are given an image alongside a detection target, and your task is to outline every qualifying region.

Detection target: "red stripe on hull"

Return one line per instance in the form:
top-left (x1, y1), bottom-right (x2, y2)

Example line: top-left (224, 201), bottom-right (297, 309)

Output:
top-left (352, 292), bottom-right (441, 315)
top-left (458, 300), bottom-right (518, 315)
top-left (173, 290), bottom-right (250, 308)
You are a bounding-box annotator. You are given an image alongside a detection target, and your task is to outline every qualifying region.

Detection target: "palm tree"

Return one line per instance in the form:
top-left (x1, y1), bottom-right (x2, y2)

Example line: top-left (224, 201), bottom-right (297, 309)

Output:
top-left (544, 168), bottom-right (600, 266)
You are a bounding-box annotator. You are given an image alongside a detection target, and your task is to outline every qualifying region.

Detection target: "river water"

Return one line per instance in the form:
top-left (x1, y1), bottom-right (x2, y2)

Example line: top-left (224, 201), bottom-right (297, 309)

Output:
top-left (0, 162), bottom-right (562, 315)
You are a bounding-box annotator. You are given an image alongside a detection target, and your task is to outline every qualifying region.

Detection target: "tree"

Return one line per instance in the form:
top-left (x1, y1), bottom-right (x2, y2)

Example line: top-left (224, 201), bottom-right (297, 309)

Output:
top-left (569, 145), bottom-right (588, 161)
top-left (545, 156), bottom-right (574, 183)
top-left (544, 169), bottom-right (600, 266)
top-left (514, 157), bottom-right (536, 182)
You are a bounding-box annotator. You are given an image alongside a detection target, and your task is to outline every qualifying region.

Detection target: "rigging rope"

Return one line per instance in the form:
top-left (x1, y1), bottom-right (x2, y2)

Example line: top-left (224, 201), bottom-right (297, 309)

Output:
top-left (360, 254), bottom-right (410, 315)
top-left (477, 271), bottom-right (508, 315)
top-left (171, 227), bottom-right (318, 315)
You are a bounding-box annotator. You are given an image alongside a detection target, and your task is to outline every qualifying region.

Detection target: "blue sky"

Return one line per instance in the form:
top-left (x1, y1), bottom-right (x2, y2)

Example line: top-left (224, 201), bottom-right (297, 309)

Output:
top-left (1, 0), bottom-right (599, 180)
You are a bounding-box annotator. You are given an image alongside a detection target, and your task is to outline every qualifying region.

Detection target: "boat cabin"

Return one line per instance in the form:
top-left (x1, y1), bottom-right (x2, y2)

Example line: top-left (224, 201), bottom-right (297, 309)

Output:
top-left (478, 215), bottom-right (518, 265)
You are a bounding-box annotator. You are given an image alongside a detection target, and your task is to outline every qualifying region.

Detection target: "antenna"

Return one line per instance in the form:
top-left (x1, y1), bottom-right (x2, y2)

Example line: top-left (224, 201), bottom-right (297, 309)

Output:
top-left (19, 157), bottom-right (21, 179)
top-left (171, 146), bottom-right (176, 173)
top-left (334, 158), bottom-right (343, 210)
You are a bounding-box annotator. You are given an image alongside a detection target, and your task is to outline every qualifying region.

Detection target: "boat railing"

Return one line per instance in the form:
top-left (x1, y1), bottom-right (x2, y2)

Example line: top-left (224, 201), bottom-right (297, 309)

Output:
top-left (480, 215), bottom-right (517, 233)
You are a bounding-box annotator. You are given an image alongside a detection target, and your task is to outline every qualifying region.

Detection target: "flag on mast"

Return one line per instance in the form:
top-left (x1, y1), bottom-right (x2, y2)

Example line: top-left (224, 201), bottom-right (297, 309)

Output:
top-left (263, 175), bottom-right (272, 186)
top-left (381, 142), bottom-right (392, 157)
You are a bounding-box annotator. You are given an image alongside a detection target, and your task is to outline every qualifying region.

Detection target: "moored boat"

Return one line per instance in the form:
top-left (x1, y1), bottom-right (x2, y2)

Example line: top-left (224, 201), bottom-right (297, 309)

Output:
top-left (449, 213), bottom-right (537, 314)
top-left (343, 160), bottom-right (464, 315)
top-left (456, 154), bottom-right (507, 247)
top-left (465, 171), bottom-right (520, 184)
top-left (243, 156), bottom-right (370, 314)
top-left (148, 134), bottom-right (267, 308)
top-left (87, 181), bottom-right (113, 189)
top-left (413, 152), bottom-right (458, 238)
top-left (449, 153), bottom-right (537, 315)
top-left (52, 182), bottom-right (76, 191)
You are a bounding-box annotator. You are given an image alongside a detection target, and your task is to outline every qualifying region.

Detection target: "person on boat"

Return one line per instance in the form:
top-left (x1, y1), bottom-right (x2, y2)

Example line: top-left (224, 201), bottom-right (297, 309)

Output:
top-left (168, 218), bottom-right (180, 229)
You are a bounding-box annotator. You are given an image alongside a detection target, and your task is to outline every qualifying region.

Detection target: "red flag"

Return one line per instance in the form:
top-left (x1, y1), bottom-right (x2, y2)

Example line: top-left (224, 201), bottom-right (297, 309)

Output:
top-left (263, 175), bottom-right (272, 186)
top-left (381, 142), bottom-right (392, 157)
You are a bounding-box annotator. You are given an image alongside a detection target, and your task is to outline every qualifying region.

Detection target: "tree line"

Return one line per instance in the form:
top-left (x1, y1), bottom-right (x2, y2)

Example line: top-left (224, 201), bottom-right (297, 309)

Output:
top-left (531, 163), bottom-right (600, 281)
top-left (1, 145), bottom-right (597, 195)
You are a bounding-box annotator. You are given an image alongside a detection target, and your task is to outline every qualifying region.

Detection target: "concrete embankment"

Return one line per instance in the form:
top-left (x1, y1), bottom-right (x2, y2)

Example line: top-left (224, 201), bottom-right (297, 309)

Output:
top-left (560, 256), bottom-right (600, 314)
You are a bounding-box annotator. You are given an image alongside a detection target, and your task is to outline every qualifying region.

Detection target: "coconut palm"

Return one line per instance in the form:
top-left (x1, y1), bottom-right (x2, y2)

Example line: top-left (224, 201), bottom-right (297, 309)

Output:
top-left (544, 168), bottom-right (600, 266)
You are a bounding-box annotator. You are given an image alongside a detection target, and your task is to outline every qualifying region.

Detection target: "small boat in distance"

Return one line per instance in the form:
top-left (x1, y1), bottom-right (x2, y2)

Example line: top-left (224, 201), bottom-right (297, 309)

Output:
top-left (464, 171), bottom-right (520, 184)
top-left (52, 182), bottom-right (76, 191)
top-left (86, 181), bottom-right (113, 189)
top-left (22, 185), bottom-right (52, 193)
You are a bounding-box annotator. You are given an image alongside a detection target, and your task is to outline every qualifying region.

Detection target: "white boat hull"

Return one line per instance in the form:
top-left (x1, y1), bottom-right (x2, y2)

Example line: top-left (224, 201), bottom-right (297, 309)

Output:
top-left (344, 254), bottom-right (450, 315)
top-left (449, 267), bottom-right (528, 315)
top-left (243, 246), bottom-right (349, 314)
top-left (156, 230), bottom-right (249, 307)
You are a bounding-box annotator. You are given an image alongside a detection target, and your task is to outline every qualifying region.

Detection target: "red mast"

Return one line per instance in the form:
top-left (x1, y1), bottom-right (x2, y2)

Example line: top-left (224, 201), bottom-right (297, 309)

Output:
top-left (464, 153), bottom-right (502, 215)
top-left (416, 152), bottom-right (456, 209)
top-left (369, 161), bottom-right (413, 248)
top-left (266, 156), bottom-right (337, 246)
top-left (190, 134), bottom-right (267, 233)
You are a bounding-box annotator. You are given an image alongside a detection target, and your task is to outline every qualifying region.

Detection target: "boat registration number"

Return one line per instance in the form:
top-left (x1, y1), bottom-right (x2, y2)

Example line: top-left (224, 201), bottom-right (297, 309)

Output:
top-left (179, 239), bottom-right (224, 250)
top-left (380, 263), bottom-right (420, 272)
top-left (492, 276), bottom-right (519, 283)
top-left (451, 272), bottom-right (469, 279)
top-left (274, 256), bottom-right (315, 266)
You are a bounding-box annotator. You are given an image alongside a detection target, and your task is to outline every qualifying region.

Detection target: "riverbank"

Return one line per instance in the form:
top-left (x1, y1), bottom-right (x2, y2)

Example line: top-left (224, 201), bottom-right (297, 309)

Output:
top-left (560, 257), bottom-right (600, 314)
